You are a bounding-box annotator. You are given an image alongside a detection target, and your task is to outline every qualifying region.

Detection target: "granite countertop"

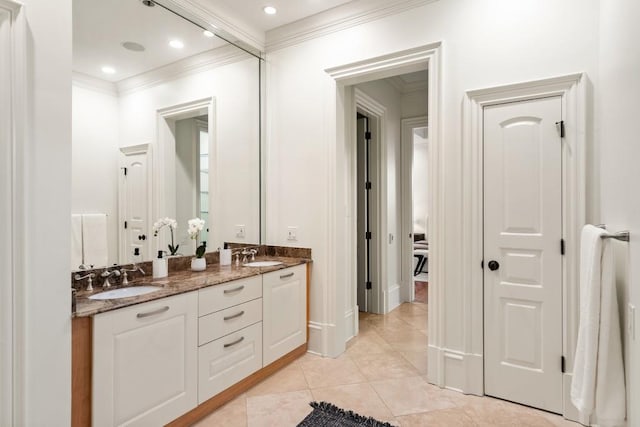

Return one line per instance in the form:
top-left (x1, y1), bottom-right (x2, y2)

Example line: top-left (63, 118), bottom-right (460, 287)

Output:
top-left (74, 256), bottom-right (310, 318)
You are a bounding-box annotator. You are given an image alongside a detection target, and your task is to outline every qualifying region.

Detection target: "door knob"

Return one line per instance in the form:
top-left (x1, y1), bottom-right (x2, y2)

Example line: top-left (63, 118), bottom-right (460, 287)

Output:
top-left (488, 260), bottom-right (500, 271)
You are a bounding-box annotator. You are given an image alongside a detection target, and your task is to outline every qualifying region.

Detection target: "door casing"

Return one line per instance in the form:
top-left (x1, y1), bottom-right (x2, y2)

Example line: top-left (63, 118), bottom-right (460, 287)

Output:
top-left (326, 43), bottom-right (443, 357)
top-left (459, 73), bottom-right (587, 423)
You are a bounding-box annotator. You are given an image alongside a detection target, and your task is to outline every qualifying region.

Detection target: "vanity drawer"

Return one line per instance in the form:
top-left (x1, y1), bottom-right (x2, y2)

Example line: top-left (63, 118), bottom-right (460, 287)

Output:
top-left (198, 298), bottom-right (262, 346)
top-left (198, 322), bottom-right (262, 404)
top-left (199, 276), bottom-right (262, 316)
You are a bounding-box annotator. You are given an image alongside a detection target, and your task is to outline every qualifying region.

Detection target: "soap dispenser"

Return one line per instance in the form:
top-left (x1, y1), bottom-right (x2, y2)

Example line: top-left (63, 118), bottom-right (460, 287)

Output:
top-left (152, 250), bottom-right (168, 279)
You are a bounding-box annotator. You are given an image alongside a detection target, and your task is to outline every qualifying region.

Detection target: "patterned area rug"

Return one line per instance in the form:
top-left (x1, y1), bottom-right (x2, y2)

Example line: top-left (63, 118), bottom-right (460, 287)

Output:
top-left (414, 281), bottom-right (428, 304)
top-left (297, 402), bottom-right (395, 427)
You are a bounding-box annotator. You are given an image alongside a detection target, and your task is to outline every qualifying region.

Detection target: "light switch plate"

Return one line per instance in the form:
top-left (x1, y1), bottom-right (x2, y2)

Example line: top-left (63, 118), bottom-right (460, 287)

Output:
top-left (235, 225), bottom-right (246, 238)
top-left (287, 226), bottom-right (298, 241)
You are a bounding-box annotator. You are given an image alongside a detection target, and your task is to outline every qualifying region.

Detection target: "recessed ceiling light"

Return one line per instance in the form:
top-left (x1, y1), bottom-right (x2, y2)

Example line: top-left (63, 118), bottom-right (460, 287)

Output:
top-left (203, 30), bottom-right (214, 38)
top-left (169, 39), bottom-right (184, 49)
top-left (263, 6), bottom-right (277, 15)
top-left (101, 66), bottom-right (116, 75)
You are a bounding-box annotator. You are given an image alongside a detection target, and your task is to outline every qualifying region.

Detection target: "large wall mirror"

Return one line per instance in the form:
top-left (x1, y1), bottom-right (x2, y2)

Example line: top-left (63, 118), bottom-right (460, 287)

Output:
top-left (71, 0), bottom-right (262, 271)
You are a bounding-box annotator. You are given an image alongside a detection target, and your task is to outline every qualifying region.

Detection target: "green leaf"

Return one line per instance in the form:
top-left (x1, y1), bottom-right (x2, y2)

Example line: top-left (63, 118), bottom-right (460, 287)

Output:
top-left (195, 244), bottom-right (206, 258)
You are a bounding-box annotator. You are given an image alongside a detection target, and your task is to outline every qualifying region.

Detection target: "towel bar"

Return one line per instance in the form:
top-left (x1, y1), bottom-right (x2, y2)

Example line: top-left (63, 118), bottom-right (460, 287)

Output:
top-left (595, 224), bottom-right (630, 242)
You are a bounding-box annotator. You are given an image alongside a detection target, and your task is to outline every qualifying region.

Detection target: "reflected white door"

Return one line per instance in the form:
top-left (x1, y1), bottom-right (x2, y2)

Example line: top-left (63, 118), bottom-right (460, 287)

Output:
top-left (119, 147), bottom-right (151, 263)
top-left (483, 96), bottom-right (563, 413)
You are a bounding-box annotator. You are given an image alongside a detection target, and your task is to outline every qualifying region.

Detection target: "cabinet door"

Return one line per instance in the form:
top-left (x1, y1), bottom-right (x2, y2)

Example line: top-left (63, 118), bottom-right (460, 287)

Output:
top-left (93, 292), bottom-right (198, 427)
top-left (198, 322), bottom-right (263, 404)
top-left (263, 265), bottom-right (307, 365)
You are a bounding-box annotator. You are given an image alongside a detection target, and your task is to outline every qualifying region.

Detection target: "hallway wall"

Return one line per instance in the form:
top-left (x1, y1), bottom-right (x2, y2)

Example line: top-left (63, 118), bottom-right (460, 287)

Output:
top-left (265, 0), bottom-right (599, 363)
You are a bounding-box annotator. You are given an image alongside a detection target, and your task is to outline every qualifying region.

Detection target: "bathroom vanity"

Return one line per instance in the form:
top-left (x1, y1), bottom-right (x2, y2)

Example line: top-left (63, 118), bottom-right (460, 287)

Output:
top-left (72, 254), bottom-right (311, 427)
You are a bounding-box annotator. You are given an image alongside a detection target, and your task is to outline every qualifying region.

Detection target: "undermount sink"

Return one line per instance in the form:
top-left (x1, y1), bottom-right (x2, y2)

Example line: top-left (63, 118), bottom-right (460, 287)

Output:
top-left (88, 286), bottom-right (162, 300)
top-left (243, 261), bottom-right (284, 267)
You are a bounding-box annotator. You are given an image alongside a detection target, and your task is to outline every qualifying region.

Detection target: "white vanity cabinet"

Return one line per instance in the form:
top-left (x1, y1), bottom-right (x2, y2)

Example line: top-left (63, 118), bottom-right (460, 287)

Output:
top-left (262, 264), bottom-right (307, 365)
top-left (77, 263), bottom-right (309, 427)
top-left (198, 275), bottom-right (263, 404)
top-left (92, 292), bottom-right (198, 427)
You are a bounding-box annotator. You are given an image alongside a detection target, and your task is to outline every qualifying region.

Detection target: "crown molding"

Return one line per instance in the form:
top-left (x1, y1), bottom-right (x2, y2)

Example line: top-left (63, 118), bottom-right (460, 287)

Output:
top-left (387, 75), bottom-right (428, 94)
top-left (159, 0), bottom-right (265, 55)
top-left (266, 0), bottom-right (438, 52)
top-left (72, 72), bottom-right (118, 96)
top-left (116, 44), bottom-right (247, 96)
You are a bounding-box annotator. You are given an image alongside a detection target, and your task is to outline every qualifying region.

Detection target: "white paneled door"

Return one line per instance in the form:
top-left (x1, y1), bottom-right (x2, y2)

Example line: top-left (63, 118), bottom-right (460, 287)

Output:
top-left (119, 146), bottom-right (151, 263)
top-left (483, 96), bottom-right (563, 413)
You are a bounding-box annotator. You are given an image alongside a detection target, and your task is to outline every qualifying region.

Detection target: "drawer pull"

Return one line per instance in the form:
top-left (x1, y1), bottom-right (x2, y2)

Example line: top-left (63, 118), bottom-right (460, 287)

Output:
top-left (280, 272), bottom-right (294, 279)
top-left (136, 306), bottom-right (169, 318)
top-left (223, 336), bottom-right (244, 348)
top-left (223, 285), bottom-right (245, 294)
top-left (223, 310), bottom-right (245, 321)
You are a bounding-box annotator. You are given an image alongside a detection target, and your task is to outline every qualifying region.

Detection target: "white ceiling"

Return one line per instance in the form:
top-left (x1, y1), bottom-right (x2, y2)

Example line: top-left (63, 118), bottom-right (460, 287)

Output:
top-left (201, 0), bottom-right (355, 32)
top-left (73, 0), bottom-right (228, 82)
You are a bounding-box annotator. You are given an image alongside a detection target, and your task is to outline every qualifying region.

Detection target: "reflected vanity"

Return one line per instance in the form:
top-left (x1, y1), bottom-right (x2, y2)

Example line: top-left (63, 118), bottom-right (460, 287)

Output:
top-left (71, 0), bottom-right (262, 270)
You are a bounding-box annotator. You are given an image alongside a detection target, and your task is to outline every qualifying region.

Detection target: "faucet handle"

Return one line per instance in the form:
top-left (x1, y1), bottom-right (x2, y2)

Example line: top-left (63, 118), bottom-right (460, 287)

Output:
top-left (74, 272), bottom-right (96, 292)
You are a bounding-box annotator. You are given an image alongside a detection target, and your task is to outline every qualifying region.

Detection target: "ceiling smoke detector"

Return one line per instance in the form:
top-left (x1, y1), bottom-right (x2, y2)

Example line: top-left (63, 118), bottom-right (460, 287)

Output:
top-left (142, 0), bottom-right (155, 7)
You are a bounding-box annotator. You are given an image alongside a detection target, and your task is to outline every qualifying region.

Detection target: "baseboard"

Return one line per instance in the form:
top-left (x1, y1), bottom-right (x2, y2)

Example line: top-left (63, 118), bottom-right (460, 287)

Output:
top-left (308, 321), bottom-right (324, 355)
top-left (426, 345), bottom-right (483, 395)
top-left (308, 320), bottom-right (344, 357)
top-left (429, 347), bottom-right (585, 423)
top-left (344, 307), bottom-right (357, 341)
top-left (386, 284), bottom-right (401, 313)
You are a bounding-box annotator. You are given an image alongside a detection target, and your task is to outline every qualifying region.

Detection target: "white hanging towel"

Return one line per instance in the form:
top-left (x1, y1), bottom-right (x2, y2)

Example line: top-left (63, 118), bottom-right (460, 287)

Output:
top-left (82, 214), bottom-right (109, 268)
top-left (571, 225), bottom-right (626, 426)
top-left (71, 214), bottom-right (84, 270)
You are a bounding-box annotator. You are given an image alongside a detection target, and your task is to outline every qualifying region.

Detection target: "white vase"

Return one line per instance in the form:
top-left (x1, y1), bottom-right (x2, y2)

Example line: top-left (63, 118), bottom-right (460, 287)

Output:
top-left (191, 257), bottom-right (206, 272)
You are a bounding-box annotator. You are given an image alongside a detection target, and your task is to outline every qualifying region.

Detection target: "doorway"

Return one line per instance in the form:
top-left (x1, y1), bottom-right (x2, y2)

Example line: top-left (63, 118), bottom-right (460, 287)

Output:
top-left (483, 96), bottom-right (564, 413)
top-left (326, 43), bottom-right (442, 358)
top-left (400, 117), bottom-right (429, 305)
top-left (356, 112), bottom-right (374, 313)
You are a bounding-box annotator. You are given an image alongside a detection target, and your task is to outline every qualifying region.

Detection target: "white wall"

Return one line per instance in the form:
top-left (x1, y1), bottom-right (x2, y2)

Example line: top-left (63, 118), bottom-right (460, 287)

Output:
top-left (402, 90), bottom-right (428, 118)
top-left (265, 0), bottom-right (599, 358)
top-left (72, 84), bottom-right (120, 265)
top-left (597, 0), bottom-right (640, 424)
top-left (119, 57), bottom-right (260, 251)
top-left (20, 0), bottom-right (72, 424)
top-left (354, 79), bottom-right (403, 312)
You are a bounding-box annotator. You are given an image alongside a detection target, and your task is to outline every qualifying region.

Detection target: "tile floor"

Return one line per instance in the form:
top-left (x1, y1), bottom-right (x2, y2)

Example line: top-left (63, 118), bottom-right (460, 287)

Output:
top-left (195, 302), bottom-right (579, 426)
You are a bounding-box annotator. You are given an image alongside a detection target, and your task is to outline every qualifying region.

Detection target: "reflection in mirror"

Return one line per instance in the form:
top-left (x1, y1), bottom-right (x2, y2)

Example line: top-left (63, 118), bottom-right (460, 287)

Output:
top-left (71, 0), bottom-right (261, 271)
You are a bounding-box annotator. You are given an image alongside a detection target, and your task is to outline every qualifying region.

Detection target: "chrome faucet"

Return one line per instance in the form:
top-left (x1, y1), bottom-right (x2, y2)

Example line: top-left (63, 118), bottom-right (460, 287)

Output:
top-left (241, 248), bottom-right (258, 263)
top-left (120, 264), bottom-right (146, 286)
top-left (241, 248), bottom-right (258, 264)
top-left (100, 268), bottom-right (121, 288)
top-left (74, 272), bottom-right (96, 292)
